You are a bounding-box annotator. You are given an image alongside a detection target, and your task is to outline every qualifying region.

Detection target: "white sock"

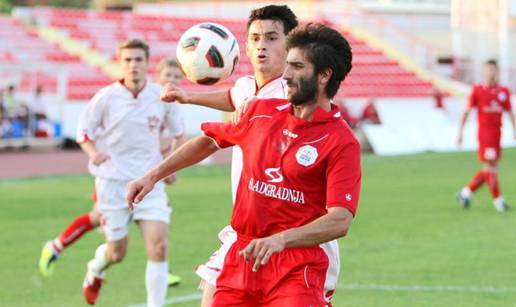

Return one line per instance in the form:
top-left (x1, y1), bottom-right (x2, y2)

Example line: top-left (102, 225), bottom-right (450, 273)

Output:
top-left (146, 260), bottom-right (168, 307)
top-left (494, 196), bottom-right (505, 206)
top-left (461, 187), bottom-right (472, 198)
top-left (51, 238), bottom-right (63, 254)
top-left (87, 243), bottom-right (109, 277)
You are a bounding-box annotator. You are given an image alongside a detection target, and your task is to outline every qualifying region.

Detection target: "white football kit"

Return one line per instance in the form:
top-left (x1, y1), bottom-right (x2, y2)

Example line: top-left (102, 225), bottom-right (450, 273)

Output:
top-left (77, 80), bottom-right (184, 241)
top-left (195, 75), bottom-right (340, 305)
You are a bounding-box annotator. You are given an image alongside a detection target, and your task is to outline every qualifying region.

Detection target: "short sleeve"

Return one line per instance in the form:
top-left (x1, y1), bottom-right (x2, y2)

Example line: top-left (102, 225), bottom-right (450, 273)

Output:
top-left (76, 91), bottom-right (106, 143)
top-left (229, 77), bottom-right (254, 109)
top-left (326, 140), bottom-right (361, 216)
top-left (201, 101), bottom-right (260, 148)
top-left (467, 86), bottom-right (478, 110)
top-left (164, 102), bottom-right (185, 138)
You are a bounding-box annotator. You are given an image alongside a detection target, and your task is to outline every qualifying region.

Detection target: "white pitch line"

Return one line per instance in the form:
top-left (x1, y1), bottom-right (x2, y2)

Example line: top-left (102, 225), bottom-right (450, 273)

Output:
top-left (128, 293), bottom-right (202, 307)
top-left (128, 283), bottom-right (516, 306)
top-left (337, 283), bottom-right (516, 294)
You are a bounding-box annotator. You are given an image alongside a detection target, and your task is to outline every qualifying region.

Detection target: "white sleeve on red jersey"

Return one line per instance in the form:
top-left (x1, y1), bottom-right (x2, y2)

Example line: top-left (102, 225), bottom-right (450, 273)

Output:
top-left (325, 139), bottom-right (361, 216)
top-left (76, 89), bottom-right (108, 143)
top-left (228, 76), bottom-right (255, 110)
top-left (201, 101), bottom-right (262, 148)
top-left (164, 102), bottom-right (185, 138)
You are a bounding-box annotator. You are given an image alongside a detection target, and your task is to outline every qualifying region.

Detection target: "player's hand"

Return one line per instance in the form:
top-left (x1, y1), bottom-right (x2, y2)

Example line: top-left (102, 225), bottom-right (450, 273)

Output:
top-left (231, 96), bottom-right (256, 125)
top-left (160, 83), bottom-right (188, 104)
top-left (163, 173), bottom-right (177, 185)
top-left (126, 176), bottom-right (155, 210)
top-left (238, 234), bottom-right (286, 272)
top-left (91, 152), bottom-right (110, 166)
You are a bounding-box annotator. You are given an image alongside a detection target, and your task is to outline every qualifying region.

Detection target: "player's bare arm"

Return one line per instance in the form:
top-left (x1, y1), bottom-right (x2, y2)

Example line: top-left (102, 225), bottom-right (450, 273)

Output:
top-left (160, 83), bottom-right (234, 112)
top-left (127, 136), bottom-right (218, 208)
top-left (79, 140), bottom-right (110, 166)
top-left (457, 110), bottom-right (470, 145)
top-left (239, 207), bottom-right (353, 272)
top-left (160, 136), bottom-right (183, 185)
top-left (508, 110), bottom-right (516, 140)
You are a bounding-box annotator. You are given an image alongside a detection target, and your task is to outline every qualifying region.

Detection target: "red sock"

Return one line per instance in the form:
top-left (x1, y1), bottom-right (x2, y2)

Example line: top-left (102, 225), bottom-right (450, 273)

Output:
top-left (54, 213), bottom-right (94, 253)
top-left (467, 169), bottom-right (487, 192)
top-left (485, 170), bottom-right (501, 199)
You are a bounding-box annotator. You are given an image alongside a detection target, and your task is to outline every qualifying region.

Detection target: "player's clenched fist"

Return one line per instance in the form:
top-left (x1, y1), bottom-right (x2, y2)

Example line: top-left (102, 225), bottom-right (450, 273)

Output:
top-left (126, 176), bottom-right (155, 210)
top-left (239, 234), bottom-right (286, 272)
top-left (160, 82), bottom-right (188, 103)
top-left (91, 152), bottom-right (110, 166)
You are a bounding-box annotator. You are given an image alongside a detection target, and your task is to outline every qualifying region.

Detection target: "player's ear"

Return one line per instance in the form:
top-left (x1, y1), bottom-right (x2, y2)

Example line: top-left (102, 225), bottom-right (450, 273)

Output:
top-left (319, 68), bottom-right (332, 86)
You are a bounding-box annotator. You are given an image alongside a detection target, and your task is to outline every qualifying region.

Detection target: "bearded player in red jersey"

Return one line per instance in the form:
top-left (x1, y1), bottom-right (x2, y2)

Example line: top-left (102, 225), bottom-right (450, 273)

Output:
top-left (128, 23), bottom-right (360, 306)
top-left (457, 59), bottom-right (516, 212)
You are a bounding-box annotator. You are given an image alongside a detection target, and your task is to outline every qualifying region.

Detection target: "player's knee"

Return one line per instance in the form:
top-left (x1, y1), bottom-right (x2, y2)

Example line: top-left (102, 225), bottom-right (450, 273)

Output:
top-left (108, 245), bottom-right (127, 263)
top-left (150, 238), bottom-right (168, 260)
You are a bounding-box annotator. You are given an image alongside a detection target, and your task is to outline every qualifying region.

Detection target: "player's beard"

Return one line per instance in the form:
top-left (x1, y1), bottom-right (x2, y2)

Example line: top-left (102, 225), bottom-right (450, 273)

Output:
top-left (288, 74), bottom-right (318, 106)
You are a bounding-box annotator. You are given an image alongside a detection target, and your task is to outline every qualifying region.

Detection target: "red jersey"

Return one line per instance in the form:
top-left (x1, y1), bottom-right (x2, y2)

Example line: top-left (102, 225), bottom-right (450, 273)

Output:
top-left (468, 84), bottom-right (512, 131)
top-left (202, 98), bottom-right (361, 238)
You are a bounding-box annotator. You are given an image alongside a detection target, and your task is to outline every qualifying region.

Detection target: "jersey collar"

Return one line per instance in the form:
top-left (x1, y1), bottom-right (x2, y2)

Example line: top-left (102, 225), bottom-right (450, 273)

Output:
top-left (255, 75), bottom-right (283, 95)
top-left (118, 79), bottom-right (147, 99)
top-left (287, 102), bottom-right (342, 123)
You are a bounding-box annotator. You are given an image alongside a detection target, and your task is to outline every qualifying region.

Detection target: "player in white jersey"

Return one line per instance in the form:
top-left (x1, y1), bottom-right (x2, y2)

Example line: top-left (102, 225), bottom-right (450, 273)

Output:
top-left (38, 57), bottom-right (183, 288)
top-left (161, 5), bottom-right (340, 306)
top-left (78, 39), bottom-right (183, 307)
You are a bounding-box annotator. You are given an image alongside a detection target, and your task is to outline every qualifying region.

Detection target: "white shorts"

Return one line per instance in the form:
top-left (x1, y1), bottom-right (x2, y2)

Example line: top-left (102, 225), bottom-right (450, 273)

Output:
top-left (195, 225), bottom-right (340, 305)
top-left (95, 177), bottom-right (171, 241)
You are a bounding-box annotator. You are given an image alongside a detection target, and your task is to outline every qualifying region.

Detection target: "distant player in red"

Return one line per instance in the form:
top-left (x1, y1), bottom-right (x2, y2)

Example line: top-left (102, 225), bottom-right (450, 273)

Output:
top-left (457, 59), bottom-right (516, 212)
top-left (127, 23), bottom-right (360, 306)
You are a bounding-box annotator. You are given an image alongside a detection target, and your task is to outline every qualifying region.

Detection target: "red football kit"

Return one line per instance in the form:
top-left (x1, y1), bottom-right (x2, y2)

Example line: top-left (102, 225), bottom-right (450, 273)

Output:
top-left (202, 98), bottom-right (361, 306)
top-left (468, 84), bottom-right (512, 161)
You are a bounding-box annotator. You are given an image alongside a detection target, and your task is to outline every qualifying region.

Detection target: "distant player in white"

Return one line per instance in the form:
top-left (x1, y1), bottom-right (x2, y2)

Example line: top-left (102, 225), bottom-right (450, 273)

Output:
top-left (78, 39), bottom-right (183, 307)
top-left (161, 5), bottom-right (340, 307)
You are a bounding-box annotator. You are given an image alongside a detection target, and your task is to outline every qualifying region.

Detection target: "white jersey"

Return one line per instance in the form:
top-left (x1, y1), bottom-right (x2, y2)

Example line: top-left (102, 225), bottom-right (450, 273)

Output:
top-left (228, 75), bottom-right (287, 202)
top-left (76, 80), bottom-right (184, 181)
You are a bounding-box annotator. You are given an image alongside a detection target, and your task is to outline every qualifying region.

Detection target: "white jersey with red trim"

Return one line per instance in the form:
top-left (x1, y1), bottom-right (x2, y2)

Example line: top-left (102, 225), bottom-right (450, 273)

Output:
top-left (76, 80), bottom-right (184, 181)
top-left (228, 75), bottom-right (287, 201)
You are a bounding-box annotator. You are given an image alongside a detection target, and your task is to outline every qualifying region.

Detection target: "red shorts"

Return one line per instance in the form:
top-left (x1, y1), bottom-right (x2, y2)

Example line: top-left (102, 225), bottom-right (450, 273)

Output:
top-left (212, 234), bottom-right (329, 307)
top-left (478, 130), bottom-right (501, 162)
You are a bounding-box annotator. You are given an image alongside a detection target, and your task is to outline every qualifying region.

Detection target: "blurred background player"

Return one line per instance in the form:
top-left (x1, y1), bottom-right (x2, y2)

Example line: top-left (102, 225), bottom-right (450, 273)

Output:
top-left (38, 57), bottom-right (184, 288)
top-left (456, 59), bottom-right (516, 212)
top-left (78, 39), bottom-right (182, 306)
top-left (160, 5), bottom-right (341, 307)
top-left (128, 22), bottom-right (360, 307)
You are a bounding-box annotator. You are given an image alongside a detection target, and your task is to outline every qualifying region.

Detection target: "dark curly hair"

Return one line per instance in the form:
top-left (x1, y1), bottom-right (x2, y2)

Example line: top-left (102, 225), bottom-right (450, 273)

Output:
top-left (286, 23), bottom-right (352, 98)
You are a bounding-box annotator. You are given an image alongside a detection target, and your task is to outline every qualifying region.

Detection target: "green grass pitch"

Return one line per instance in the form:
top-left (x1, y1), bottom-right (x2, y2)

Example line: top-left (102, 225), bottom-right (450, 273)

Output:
top-left (1, 149), bottom-right (515, 307)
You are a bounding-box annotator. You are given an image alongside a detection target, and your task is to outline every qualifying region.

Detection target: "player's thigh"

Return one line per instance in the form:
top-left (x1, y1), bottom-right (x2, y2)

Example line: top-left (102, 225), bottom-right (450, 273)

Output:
top-left (263, 294), bottom-right (325, 307)
top-left (200, 281), bottom-right (216, 307)
top-left (212, 287), bottom-right (257, 307)
top-left (138, 220), bottom-right (169, 256)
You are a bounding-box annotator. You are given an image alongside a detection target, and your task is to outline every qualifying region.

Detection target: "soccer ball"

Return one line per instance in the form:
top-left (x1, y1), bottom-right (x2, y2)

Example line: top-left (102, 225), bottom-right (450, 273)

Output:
top-left (176, 23), bottom-right (240, 85)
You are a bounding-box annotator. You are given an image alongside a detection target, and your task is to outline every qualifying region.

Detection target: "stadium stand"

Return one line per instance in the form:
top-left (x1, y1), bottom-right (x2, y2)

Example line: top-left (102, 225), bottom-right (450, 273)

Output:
top-left (13, 7), bottom-right (435, 100)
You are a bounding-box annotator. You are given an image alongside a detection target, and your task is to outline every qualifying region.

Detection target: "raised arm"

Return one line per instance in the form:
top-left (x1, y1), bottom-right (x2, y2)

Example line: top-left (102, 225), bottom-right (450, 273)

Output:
top-left (160, 83), bottom-right (234, 112)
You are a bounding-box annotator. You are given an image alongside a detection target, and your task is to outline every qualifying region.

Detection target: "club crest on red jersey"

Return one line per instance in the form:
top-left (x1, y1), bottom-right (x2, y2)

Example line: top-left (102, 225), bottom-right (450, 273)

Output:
top-left (498, 91), bottom-right (507, 102)
top-left (296, 145), bottom-right (318, 167)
